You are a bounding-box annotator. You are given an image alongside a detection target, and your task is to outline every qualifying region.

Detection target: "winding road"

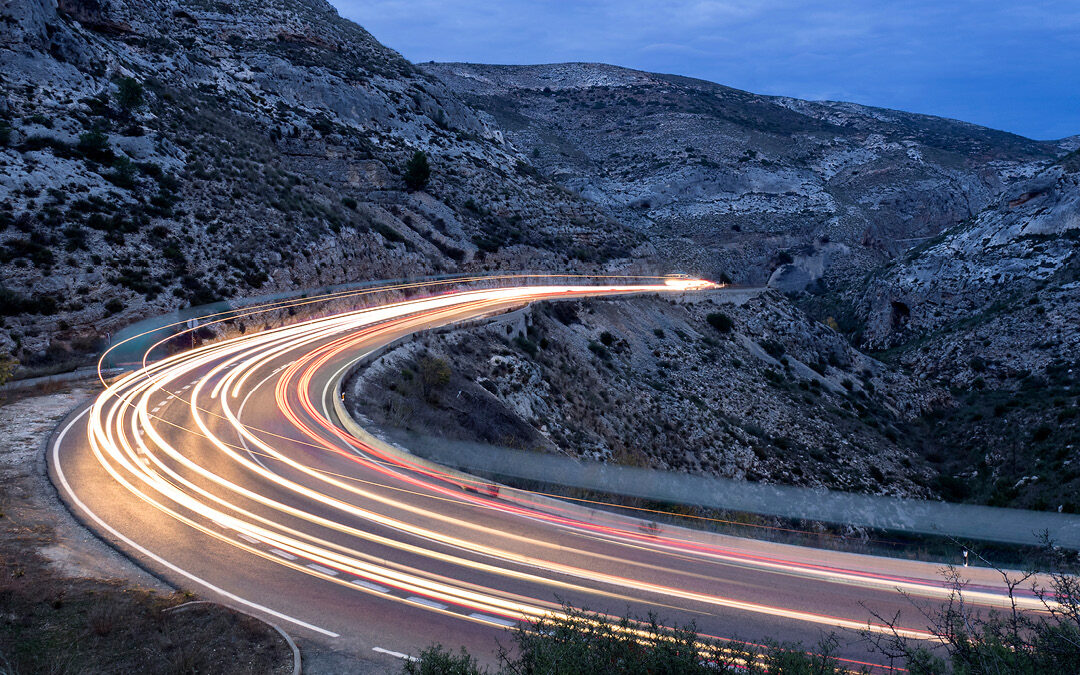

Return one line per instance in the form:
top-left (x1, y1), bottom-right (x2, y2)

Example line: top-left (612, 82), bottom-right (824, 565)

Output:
top-left (49, 277), bottom-right (1046, 671)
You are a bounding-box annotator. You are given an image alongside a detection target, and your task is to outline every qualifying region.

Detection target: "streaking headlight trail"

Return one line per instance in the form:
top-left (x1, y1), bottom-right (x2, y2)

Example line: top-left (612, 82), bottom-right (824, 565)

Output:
top-left (50, 275), bottom-right (1038, 671)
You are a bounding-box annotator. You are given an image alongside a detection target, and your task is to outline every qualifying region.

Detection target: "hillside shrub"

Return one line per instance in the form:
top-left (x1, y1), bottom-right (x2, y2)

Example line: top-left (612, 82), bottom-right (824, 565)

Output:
top-left (705, 312), bottom-right (733, 333)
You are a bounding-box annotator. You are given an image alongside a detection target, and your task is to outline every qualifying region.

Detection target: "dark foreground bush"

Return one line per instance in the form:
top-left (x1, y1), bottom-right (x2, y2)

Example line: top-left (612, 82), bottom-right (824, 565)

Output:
top-left (865, 539), bottom-right (1080, 674)
top-left (405, 604), bottom-right (849, 674)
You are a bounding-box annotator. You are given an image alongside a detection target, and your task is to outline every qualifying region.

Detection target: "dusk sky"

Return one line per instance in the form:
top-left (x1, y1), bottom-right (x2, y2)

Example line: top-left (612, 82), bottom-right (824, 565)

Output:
top-left (334, 0), bottom-right (1080, 141)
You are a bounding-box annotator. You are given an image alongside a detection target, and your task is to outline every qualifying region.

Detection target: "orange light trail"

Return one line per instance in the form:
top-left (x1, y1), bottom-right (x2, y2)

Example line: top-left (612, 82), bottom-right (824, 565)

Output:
top-left (77, 275), bottom-right (1043, 672)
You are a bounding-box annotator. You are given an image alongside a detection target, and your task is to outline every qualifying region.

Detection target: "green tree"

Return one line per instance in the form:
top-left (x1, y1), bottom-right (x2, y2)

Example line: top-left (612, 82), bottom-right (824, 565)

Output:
top-left (404, 150), bottom-right (431, 191)
top-left (115, 77), bottom-right (144, 113)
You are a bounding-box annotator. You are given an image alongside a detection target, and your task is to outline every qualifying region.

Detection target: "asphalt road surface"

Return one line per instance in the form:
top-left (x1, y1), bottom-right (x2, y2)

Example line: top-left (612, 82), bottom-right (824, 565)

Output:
top-left (49, 279), bottom-right (1049, 672)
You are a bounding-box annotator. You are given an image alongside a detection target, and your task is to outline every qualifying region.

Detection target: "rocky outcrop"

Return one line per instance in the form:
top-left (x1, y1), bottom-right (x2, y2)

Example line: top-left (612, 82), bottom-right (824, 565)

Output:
top-left (860, 153), bottom-right (1080, 382)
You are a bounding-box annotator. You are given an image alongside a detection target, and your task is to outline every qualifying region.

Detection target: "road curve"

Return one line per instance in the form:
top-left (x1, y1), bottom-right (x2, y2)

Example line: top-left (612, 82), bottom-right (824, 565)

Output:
top-left (49, 278), bottom-right (1043, 671)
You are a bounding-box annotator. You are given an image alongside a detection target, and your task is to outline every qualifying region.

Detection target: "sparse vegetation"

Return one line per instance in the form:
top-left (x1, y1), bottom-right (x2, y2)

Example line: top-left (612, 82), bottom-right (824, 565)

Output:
top-left (866, 541), bottom-right (1080, 674)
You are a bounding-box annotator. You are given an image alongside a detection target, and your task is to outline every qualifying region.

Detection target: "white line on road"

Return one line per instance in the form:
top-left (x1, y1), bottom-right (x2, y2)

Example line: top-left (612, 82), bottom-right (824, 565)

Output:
top-left (306, 563), bottom-right (339, 576)
top-left (469, 612), bottom-right (516, 627)
top-left (406, 596), bottom-right (448, 610)
top-left (238, 533), bottom-right (260, 544)
top-left (270, 549), bottom-right (298, 561)
top-left (372, 647), bottom-right (418, 662)
top-left (350, 579), bottom-right (390, 593)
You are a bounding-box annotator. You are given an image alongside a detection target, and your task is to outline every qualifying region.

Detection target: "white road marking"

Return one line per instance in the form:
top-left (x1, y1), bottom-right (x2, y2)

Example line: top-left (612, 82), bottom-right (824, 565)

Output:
top-left (270, 548), bottom-right (298, 561)
top-left (406, 596), bottom-right (448, 610)
top-left (51, 409), bottom-right (338, 638)
top-left (307, 563), bottom-right (339, 576)
top-left (238, 533), bottom-right (260, 544)
top-left (350, 579), bottom-right (390, 593)
top-left (469, 612), bottom-right (515, 627)
top-left (372, 647), bottom-right (418, 662)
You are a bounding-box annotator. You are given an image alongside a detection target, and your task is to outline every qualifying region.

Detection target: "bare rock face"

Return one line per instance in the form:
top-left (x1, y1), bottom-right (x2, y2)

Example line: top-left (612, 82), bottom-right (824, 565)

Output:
top-left (423, 62), bottom-right (1061, 287)
top-left (859, 155), bottom-right (1080, 378)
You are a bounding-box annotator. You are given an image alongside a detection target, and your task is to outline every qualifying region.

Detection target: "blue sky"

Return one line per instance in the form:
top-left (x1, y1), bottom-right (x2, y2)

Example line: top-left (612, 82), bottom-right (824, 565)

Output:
top-left (333, 0), bottom-right (1080, 140)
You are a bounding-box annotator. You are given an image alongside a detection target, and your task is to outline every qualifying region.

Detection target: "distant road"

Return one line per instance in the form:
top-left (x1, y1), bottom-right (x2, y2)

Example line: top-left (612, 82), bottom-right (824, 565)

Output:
top-left (50, 279), bottom-right (1047, 671)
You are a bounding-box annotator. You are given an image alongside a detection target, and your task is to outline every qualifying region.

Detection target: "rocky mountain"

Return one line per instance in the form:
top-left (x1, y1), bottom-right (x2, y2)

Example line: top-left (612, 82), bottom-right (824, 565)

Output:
top-left (424, 62), bottom-right (1066, 289)
top-left (0, 0), bottom-right (643, 371)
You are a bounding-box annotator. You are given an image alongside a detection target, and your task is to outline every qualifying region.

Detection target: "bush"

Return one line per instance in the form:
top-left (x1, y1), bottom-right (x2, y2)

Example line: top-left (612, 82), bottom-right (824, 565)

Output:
top-left (705, 312), bottom-right (733, 333)
top-left (417, 356), bottom-right (451, 399)
top-left (104, 298), bottom-right (125, 315)
top-left (115, 77), bottom-right (144, 112)
top-left (867, 541), bottom-right (1080, 674)
top-left (106, 156), bottom-right (138, 188)
top-left (587, 341), bottom-right (611, 360)
top-left (0, 353), bottom-right (16, 386)
top-left (77, 129), bottom-right (113, 163)
top-left (0, 286), bottom-right (36, 316)
top-left (405, 605), bottom-right (847, 674)
top-left (403, 150), bottom-right (431, 191)
top-left (513, 335), bottom-right (538, 356)
top-left (404, 645), bottom-right (482, 675)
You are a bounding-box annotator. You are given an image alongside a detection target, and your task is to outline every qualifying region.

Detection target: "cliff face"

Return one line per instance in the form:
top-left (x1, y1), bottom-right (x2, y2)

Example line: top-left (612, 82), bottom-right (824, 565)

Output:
top-left (423, 62), bottom-right (1064, 289)
top-left (850, 154), bottom-right (1080, 510)
top-left (860, 154), bottom-right (1079, 373)
top-left (0, 0), bottom-right (641, 366)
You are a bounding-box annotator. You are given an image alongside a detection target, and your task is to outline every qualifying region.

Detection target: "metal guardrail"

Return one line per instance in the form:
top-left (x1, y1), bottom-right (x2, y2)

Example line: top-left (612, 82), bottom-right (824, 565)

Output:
top-left (362, 429), bottom-right (1080, 550)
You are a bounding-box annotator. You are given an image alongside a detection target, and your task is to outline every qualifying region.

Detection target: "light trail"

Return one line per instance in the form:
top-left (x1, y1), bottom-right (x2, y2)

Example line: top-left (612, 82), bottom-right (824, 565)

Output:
top-left (62, 275), bottom-right (1046, 671)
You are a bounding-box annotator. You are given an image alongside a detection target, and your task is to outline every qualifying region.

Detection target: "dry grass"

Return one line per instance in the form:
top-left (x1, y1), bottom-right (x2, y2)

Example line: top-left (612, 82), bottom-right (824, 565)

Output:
top-left (0, 528), bottom-right (292, 674)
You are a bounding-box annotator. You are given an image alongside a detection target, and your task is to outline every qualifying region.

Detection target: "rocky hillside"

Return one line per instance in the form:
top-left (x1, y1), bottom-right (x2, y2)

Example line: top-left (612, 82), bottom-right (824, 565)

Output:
top-left (424, 62), bottom-right (1067, 289)
top-left (855, 152), bottom-right (1080, 510)
top-left (0, 0), bottom-right (643, 373)
top-left (348, 291), bottom-right (944, 497)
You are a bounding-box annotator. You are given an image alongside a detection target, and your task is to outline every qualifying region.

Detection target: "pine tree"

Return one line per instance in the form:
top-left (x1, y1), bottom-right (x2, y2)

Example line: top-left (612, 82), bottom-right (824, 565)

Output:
top-left (403, 150), bottom-right (430, 191)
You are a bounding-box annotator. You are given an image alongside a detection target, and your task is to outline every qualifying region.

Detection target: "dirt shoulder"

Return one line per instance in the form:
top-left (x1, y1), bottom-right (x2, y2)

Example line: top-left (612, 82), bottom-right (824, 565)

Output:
top-left (0, 383), bottom-right (293, 673)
